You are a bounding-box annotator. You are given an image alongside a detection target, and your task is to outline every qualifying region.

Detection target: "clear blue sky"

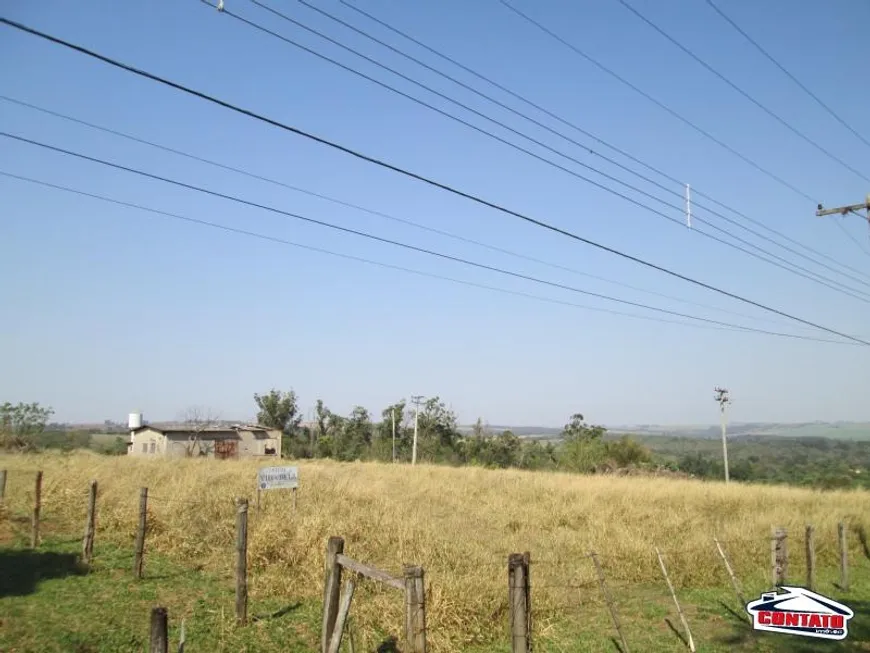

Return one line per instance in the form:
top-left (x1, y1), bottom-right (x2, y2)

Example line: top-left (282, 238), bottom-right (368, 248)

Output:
top-left (2, 0), bottom-right (869, 427)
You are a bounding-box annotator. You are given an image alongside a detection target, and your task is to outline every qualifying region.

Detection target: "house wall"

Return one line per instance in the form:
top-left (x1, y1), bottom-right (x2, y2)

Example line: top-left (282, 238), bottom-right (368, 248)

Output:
top-left (162, 430), bottom-right (282, 459)
top-left (129, 428), bottom-right (166, 456)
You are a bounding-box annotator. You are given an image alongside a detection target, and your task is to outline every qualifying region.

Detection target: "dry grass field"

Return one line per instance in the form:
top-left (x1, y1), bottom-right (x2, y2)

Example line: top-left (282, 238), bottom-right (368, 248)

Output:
top-left (1, 452), bottom-right (868, 651)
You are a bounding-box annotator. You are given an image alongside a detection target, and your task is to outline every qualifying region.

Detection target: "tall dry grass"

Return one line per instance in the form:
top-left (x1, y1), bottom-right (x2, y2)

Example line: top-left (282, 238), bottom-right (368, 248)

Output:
top-left (0, 452), bottom-right (866, 650)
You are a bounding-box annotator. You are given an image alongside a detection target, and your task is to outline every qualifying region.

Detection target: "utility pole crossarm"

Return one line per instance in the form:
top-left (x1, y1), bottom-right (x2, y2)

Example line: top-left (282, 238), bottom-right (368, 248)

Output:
top-left (815, 197), bottom-right (870, 218)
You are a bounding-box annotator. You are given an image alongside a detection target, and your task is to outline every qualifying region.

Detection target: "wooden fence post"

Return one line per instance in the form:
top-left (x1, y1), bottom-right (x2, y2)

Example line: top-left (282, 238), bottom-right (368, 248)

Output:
top-left (326, 578), bottom-right (357, 653)
top-left (771, 527), bottom-right (787, 586)
top-left (149, 606), bottom-right (168, 653)
top-left (838, 522), bottom-right (849, 591)
top-left (591, 552), bottom-right (629, 653)
top-left (30, 470), bottom-right (43, 549)
top-left (321, 536), bottom-right (345, 653)
top-left (508, 553), bottom-right (531, 653)
top-left (0, 469), bottom-right (6, 501)
top-left (133, 487), bottom-right (148, 579)
top-left (404, 565), bottom-right (427, 653)
top-left (235, 497), bottom-right (248, 626)
top-left (805, 525), bottom-right (815, 591)
top-left (655, 547), bottom-right (695, 652)
top-left (82, 480), bottom-right (97, 565)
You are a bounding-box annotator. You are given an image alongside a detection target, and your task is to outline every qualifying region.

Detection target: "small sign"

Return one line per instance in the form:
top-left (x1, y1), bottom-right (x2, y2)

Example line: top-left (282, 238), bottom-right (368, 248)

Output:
top-left (258, 466), bottom-right (299, 490)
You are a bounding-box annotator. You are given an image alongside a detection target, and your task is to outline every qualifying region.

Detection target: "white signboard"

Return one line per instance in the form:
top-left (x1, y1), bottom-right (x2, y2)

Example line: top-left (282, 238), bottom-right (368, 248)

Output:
top-left (258, 466), bottom-right (299, 490)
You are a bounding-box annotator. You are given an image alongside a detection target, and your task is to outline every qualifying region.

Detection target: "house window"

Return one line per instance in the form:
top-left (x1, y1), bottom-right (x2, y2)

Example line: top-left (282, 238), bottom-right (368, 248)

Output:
top-left (149, 442), bottom-right (156, 454)
top-left (141, 443), bottom-right (147, 453)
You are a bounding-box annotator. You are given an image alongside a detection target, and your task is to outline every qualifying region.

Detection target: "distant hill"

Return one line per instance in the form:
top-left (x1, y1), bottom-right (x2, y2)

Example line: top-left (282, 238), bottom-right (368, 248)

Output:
top-left (458, 421), bottom-right (870, 441)
top-left (610, 421), bottom-right (870, 441)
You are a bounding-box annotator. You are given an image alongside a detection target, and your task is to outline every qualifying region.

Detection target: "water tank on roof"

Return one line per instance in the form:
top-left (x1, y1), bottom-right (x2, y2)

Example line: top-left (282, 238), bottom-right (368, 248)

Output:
top-left (128, 412), bottom-right (143, 430)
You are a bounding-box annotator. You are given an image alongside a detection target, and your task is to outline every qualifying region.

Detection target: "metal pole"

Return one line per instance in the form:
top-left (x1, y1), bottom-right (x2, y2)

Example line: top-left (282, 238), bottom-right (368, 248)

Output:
top-left (715, 387), bottom-right (730, 484)
top-left (413, 403), bottom-right (419, 466)
top-left (721, 402), bottom-right (730, 484)
top-left (411, 395), bottom-right (422, 466)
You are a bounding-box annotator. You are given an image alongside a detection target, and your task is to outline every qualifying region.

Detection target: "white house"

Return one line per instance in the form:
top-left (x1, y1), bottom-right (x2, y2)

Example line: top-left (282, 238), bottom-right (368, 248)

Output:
top-left (129, 424), bottom-right (282, 459)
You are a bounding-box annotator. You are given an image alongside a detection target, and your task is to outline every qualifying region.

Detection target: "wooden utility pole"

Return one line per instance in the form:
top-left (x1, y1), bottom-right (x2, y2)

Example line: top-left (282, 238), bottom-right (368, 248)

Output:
top-left (714, 387), bottom-right (731, 484)
top-left (411, 396), bottom-right (423, 466)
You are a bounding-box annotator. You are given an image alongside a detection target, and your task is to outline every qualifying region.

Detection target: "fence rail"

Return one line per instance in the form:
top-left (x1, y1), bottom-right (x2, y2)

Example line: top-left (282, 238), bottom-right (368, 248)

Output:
top-left (0, 467), bottom-right (865, 652)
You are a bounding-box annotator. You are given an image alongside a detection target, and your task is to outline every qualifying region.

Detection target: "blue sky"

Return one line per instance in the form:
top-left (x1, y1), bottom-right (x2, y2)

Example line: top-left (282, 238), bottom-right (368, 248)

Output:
top-left (1, 0), bottom-right (869, 427)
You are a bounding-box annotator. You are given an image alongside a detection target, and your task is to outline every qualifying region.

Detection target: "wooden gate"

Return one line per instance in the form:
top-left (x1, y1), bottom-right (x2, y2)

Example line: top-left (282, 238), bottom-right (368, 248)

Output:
top-left (215, 440), bottom-right (238, 460)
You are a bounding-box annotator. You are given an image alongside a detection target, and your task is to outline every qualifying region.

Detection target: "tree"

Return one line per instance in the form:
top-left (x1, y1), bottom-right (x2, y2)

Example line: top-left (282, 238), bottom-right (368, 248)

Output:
top-left (253, 389), bottom-right (301, 434)
top-left (334, 406), bottom-right (372, 461)
top-left (416, 396), bottom-right (460, 462)
top-left (562, 413), bottom-right (605, 442)
top-left (0, 401), bottom-right (54, 451)
top-left (559, 412), bottom-right (608, 473)
top-left (179, 406), bottom-right (221, 457)
top-left (373, 400), bottom-right (407, 462)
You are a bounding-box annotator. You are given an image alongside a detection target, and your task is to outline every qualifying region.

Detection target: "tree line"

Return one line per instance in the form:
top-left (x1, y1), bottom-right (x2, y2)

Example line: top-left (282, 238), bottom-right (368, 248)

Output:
top-left (252, 389), bottom-right (651, 473)
top-left (5, 396), bottom-right (868, 490)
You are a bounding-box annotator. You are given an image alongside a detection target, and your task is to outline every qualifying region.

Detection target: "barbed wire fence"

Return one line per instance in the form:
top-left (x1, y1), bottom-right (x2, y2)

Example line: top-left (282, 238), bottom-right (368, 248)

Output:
top-left (0, 466), bottom-right (866, 652)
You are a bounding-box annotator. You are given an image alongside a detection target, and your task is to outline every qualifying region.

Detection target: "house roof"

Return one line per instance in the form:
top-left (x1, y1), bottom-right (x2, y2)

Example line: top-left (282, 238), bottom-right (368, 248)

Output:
top-left (131, 424), bottom-right (279, 434)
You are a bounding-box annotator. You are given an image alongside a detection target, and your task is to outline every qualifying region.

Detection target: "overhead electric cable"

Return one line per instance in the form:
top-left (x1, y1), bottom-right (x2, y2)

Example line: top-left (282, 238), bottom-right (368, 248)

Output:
top-left (5, 129), bottom-right (821, 334)
top-left (339, 0), bottom-right (870, 282)
top-left (2, 169), bottom-right (847, 342)
top-left (1, 169), bottom-right (853, 345)
top-left (496, 0), bottom-right (817, 203)
top-left (833, 219), bottom-right (870, 261)
top-left (704, 0), bottom-right (870, 152)
top-left (0, 16), bottom-right (865, 345)
top-left (251, 0), bottom-right (870, 291)
top-left (2, 94), bottom-right (806, 327)
top-left (615, 0), bottom-right (870, 184)
top-left (197, 2), bottom-right (870, 300)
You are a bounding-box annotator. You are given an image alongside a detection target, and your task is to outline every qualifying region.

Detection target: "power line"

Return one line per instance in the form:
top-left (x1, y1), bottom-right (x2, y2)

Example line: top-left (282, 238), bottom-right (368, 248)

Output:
top-left (833, 219), bottom-right (870, 261)
top-left (204, 2), bottom-right (870, 301)
top-left (615, 0), bottom-right (870, 184)
top-left (0, 17), bottom-right (865, 345)
top-left (704, 0), bottom-right (870, 153)
top-left (2, 168), bottom-right (842, 343)
top-left (496, 0), bottom-right (816, 203)
top-left (5, 130), bottom-right (823, 335)
top-left (2, 94), bottom-right (803, 328)
top-left (339, 0), bottom-right (870, 284)
top-left (253, 0), bottom-right (870, 293)
top-left (0, 171), bottom-right (748, 334)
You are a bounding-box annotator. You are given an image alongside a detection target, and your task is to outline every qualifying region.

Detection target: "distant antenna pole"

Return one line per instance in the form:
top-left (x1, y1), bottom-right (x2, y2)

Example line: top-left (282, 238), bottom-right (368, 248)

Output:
top-left (410, 395), bottom-right (424, 466)
top-left (391, 407), bottom-right (397, 464)
top-left (714, 387), bottom-right (731, 484)
top-left (685, 183), bottom-right (692, 228)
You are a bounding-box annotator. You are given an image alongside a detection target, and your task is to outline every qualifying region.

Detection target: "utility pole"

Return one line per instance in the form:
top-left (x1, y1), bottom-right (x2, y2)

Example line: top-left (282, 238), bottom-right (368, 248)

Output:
top-left (391, 406), bottom-right (397, 464)
top-left (410, 395), bottom-right (424, 466)
top-left (714, 387), bottom-right (731, 484)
